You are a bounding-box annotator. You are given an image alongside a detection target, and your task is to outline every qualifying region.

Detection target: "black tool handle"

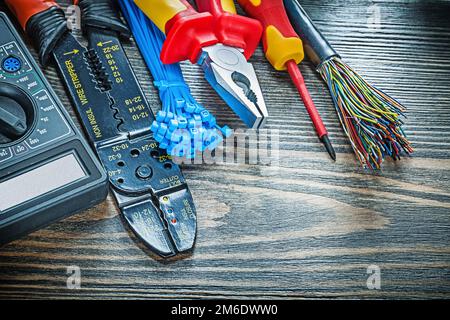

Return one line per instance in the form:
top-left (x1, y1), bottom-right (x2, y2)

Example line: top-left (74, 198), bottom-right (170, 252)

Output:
top-left (77, 0), bottom-right (131, 38)
top-left (4, 0), bottom-right (68, 66)
top-left (283, 0), bottom-right (339, 67)
top-left (27, 6), bottom-right (68, 66)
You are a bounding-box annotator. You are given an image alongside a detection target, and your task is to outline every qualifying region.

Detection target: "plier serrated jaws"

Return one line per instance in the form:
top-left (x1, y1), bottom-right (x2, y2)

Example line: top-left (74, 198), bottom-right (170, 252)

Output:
top-left (134, 0), bottom-right (269, 129)
top-left (199, 44), bottom-right (268, 129)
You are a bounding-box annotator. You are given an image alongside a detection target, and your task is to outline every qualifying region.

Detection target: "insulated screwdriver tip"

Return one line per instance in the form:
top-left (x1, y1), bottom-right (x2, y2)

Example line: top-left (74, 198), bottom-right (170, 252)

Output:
top-left (321, 135), bottom-right (336, 161)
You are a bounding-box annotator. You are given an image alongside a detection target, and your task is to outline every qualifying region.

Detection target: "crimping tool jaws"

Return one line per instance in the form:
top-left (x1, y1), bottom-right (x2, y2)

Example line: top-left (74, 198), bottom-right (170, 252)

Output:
top-left (97, 137), bottom-right (196, 257)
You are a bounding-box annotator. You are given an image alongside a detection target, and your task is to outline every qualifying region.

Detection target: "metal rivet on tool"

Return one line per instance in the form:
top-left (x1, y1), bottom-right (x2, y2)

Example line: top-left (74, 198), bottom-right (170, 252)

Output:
top-left (216, 48), bottom-right (239, 66)
top-left (136, 165), bottom-right (153, 180)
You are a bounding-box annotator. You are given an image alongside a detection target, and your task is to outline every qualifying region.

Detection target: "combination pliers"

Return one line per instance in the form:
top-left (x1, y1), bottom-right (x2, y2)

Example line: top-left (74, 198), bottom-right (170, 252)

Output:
top-left (135, 0), bottom-right (269, 129)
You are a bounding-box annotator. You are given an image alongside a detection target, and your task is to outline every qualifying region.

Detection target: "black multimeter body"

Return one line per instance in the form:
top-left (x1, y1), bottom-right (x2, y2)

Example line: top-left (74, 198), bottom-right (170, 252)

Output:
top-left (0, 12), bottom-right (108, 244)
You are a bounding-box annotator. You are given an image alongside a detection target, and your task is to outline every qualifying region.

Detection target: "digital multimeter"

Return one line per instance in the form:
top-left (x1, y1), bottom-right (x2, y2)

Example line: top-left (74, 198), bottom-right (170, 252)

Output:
top-left (0, 12), bottom-right (108, 244)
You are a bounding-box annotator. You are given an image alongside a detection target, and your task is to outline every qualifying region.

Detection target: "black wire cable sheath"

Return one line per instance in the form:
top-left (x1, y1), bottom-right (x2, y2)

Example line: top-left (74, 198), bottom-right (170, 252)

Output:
top-left (284, 0), bottom-right (339, 67)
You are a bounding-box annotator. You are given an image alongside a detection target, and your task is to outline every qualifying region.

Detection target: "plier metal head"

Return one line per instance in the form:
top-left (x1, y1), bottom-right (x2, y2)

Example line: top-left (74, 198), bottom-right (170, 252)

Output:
top-left (199, 44), bottom-right (267, 129)
top-left (135, 0), bottom-right (269, 129)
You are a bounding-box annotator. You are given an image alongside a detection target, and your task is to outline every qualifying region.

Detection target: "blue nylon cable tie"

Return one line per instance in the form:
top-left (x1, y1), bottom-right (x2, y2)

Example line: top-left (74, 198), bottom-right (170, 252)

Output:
top-left (154, 80), bottom-right (190, 92)
top-left (118, 0), bottom-right (232, 159)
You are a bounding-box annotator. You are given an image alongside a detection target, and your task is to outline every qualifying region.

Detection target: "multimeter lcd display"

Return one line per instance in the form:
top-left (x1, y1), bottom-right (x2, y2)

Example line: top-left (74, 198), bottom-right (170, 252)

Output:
top-left (0, 154), bottom-right (87, 212)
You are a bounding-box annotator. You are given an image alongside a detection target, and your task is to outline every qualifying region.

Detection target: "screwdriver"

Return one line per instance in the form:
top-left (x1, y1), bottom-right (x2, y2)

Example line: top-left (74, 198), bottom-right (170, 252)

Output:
top-left (237, 0), bottom-right (336, 160)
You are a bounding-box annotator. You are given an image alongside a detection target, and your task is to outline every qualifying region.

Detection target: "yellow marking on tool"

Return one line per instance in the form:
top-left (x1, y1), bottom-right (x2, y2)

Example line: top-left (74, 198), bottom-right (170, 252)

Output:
top-left (64, 59), bottom-right (88, 106)
top-left (248, 0), bottom-right (261, 6)
top-left (97, 41), bottom-right (113, 47)
top-left (63, 49), bottom-right (80, 56)
top-left (86, 108), bottom-right (102, 139)
top-left (221, 0), bottom-right (237, 14)
top-left (265, 26), bottom-right (303, 70)
top-left (134, 0), bottom-right (187, 33)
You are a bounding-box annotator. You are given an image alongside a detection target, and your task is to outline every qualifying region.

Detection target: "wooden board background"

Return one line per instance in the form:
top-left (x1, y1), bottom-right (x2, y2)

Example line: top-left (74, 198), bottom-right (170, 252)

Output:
top-left (0, 0), bottom-right (449, 299)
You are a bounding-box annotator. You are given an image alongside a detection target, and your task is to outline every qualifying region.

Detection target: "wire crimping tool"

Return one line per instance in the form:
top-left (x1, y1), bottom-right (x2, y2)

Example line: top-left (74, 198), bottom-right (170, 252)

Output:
top-left (5, 0), bottom-right (197, 257)
top-left (134, 0), bottom-right (269, 129)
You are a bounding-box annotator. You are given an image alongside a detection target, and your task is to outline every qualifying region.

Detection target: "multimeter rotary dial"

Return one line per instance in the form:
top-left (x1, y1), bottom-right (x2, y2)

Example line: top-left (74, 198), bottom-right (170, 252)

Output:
top-left (0, 82), bottom-right (36, 145)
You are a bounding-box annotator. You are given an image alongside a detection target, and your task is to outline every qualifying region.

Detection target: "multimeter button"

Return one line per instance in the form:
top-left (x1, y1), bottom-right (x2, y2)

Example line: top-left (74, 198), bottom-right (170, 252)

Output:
top-left (16, 73), bottom-right (41, 93)
top-left (33, 90), bottom-right (51, 103)
top-left (2, 56), bottom-right (22, 73)
top-left (0, 148), bottom-right (13, 163)
top-left (12, 143), bottom-right (28, 155)
top-left (136, 165), bottom-right (153, 180)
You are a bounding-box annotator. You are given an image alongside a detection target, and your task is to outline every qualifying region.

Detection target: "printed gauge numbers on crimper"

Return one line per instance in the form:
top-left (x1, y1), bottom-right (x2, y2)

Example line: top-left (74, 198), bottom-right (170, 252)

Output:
top-left (96, 138), bottom-right (197, 257)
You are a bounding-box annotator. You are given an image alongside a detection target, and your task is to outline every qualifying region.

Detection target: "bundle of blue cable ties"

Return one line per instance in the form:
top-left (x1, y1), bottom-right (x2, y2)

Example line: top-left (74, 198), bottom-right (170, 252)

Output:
top-left (118, 0), bottom-right (232, 159)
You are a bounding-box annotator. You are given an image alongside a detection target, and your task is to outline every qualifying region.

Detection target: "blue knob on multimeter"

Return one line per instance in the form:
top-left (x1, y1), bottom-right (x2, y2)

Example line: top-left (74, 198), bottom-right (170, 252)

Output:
top-left (2, 56), bottom-right (22, 73)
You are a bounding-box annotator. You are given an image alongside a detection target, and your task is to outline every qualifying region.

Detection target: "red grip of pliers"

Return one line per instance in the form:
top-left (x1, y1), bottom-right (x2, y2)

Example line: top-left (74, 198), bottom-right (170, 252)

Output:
top-left (196, 0), bottom-right (263, 59)
top-left (162, 0), bottom-right (262, 64)
top-left (162, 0), bottom-right (217, 64)
top-left (5, 0), bottom-right (59, 30)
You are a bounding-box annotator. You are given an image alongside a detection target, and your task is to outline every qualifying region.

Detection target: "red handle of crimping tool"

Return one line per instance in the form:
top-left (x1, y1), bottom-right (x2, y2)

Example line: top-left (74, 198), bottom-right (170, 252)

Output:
top-left (5, 0), bottom-right (59, 30)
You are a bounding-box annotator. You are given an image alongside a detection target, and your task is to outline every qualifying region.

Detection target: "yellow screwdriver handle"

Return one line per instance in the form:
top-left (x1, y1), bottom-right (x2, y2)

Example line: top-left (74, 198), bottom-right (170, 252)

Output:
top-left (134, 0), bottom-right (194, 33)
top-left (238, 0), bottom-right (304, 70)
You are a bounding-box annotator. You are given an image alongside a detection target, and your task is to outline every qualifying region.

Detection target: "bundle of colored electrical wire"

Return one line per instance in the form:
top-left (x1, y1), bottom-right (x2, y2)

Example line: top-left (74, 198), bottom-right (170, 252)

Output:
top-left (319, 58), bottom-right (413, 169)
top-left (285, 0), bottom-right (413, 169)
top-left (118, 0), bottom-right (232, 159)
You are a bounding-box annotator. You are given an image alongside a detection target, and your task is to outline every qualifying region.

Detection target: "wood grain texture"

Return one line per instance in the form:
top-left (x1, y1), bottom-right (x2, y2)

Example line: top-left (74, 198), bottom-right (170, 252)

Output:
top-left (0, 0), bottom-right (449, 299)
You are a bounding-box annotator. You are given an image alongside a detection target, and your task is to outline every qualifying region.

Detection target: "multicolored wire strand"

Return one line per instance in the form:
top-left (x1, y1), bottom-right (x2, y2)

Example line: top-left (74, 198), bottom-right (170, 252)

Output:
top-left (318, 57), bottom-right (413, 169)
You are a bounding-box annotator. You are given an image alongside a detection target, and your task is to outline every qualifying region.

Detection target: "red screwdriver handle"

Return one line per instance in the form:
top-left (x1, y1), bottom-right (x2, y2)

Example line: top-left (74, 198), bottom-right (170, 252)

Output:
top-left (196, 0), bottom-right (263, 59)
top-left (239, 0), bottom-right (332, 154)
top-left (237, 0), bottom-right (304, 70)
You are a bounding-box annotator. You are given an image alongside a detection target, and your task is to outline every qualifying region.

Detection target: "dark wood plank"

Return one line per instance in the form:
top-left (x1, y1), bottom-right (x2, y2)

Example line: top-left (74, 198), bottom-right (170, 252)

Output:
top-left (0, 0), bottom-right (449, 299)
